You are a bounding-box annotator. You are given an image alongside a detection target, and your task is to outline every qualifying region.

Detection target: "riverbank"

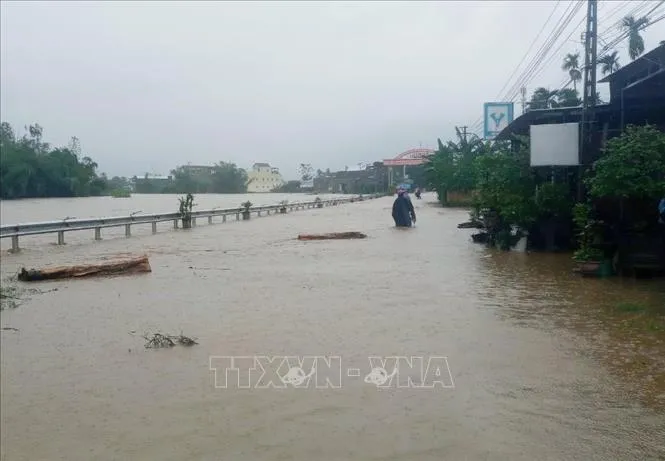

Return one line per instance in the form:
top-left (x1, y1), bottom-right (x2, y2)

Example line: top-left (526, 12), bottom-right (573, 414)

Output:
top-left (1, 193), bottom-right (664, 460)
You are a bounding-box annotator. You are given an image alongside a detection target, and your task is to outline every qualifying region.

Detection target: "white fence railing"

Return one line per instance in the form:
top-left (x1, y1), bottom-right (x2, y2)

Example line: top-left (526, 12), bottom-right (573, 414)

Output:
top-left (1, 195), bottom-right (381, 252)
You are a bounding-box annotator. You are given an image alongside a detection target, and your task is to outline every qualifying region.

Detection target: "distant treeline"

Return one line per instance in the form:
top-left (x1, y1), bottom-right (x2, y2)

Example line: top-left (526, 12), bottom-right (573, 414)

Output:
top-left (0, 122), bottom-right (251, 199)
top-left (0, 122), bottom-right (108, 200)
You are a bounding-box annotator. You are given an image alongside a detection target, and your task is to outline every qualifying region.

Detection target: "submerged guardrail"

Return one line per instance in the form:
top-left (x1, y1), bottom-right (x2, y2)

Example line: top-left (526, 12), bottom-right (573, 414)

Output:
top-left (1, 194), bottom-right (381, 252)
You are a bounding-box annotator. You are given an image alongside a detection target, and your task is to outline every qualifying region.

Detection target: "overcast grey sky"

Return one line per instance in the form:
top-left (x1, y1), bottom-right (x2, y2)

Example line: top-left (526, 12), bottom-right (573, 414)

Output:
top-left (1, 1), bottom-right (662, 179)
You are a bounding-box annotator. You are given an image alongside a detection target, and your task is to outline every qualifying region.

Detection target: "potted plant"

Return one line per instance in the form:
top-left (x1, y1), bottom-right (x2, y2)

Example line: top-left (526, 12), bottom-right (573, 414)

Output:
top-left (279, 200), bottom-right (288, 214)
top-left (572, 202), bottom-right (611, 276)
top-left (573, 247), bottom-right (606, 274)
top-left (240, 201), bottom-right (252, 220)
top-left (178, 193), bottom-right (195, 229)
top-left (314, 196), bottom-right (323, 208)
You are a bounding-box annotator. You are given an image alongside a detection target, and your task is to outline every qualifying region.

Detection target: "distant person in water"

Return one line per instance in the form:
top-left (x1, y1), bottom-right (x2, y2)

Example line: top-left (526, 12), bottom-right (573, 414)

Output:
top-left (392, 189), bottom-right (416, 227)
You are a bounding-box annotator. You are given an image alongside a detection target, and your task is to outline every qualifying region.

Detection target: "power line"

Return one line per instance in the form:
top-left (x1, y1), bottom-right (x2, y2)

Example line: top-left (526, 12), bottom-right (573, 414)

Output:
top-left (598, 2), bottom-right (665, 56)
top-left (468, 0), bottom-right (663, 135)
top-left (469, 0), bottom-right (583, 132)
top-left (501, 1), bottom-right (581, 99)
top-left (490, 1), bottom-right (563, 105)
top-left (598, 1), bottom-right (662, 53)
top-left (503, 1), bottom-right (586, 102)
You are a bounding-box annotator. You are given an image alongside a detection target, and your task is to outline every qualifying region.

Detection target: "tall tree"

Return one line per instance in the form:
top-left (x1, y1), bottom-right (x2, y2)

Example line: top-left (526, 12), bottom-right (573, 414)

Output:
top-left (211, 162), bottom-right (248, 193)
top-left (0, 122), bottom-right (107, 199)
top-left (621, 15), bottom-right (649, 60)
top-left (597, 51), bottom-right (621, 75)
top-left (556, 88), bottom-right (581, 108)
top-left (527, 87), bottom-right (559, 110)
top-left (562, 53), bottom-right (582, 91)
top-left (299, 163), bottom-right (314, 181)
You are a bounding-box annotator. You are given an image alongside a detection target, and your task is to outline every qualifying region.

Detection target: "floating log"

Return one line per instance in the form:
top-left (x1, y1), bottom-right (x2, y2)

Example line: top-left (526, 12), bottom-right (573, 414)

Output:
top-left (457, 220), bottom-right (484, 229)
top-left (297, 232), bottom-right (367, 241)
top-left (18, 255), bottom-right (151, 282)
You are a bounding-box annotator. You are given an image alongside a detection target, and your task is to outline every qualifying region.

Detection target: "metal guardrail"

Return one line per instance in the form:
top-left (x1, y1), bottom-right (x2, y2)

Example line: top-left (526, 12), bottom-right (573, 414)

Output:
top-left (0, 195), bottom-right (382, 252)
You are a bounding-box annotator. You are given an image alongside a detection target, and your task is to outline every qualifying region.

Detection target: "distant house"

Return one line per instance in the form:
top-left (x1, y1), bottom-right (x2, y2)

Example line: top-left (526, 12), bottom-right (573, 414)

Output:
top-left (246, 163), bottom-right (285, 193)
top-left (179, 165), bottom-right (216, 176)
top-left (313, 163), bottom-right (388, 194)
top-left (130, 174), bottom-right (173, 192)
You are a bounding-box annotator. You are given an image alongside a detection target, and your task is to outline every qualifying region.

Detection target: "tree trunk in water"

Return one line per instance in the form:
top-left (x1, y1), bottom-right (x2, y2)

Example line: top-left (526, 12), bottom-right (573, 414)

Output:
top-left (18, 255), bottom-right (151, 281)
top-left (298, 232), bottom-right (367, 240)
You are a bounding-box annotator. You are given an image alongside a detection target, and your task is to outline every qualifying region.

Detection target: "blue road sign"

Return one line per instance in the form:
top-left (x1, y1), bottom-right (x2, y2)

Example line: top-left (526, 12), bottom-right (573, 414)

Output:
top-left (483, 102), bottom-right (514, 139)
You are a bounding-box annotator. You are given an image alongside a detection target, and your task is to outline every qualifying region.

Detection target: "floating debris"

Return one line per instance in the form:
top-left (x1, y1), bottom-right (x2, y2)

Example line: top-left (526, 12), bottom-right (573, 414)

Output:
top-left (141, 332), bottom-right (198, 349)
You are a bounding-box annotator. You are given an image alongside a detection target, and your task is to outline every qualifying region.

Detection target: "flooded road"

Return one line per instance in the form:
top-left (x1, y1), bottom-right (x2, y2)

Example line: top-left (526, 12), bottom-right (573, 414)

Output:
top-left (1, 193), bottom-right (664, 460)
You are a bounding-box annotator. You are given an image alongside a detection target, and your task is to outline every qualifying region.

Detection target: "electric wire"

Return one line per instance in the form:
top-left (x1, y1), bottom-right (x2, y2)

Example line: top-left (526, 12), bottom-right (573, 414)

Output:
top-left (467, 0), bottom-right (663, 135)
top-left (469, 0), bottom-right (583, 132)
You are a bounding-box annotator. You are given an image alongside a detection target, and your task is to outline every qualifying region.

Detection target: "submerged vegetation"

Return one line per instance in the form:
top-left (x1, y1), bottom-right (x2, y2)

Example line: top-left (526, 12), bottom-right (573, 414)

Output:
top-left (425, 124), bottom-right (665, 259)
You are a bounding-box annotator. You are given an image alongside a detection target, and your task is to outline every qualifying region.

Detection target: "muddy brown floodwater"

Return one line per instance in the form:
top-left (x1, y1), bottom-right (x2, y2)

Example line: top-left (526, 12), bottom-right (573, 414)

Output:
top-left (1, 193), bottom-right (664, 461)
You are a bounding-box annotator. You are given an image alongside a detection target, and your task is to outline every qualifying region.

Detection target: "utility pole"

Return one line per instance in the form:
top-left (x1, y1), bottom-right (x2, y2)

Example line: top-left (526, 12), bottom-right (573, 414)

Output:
top-left (578, 0), bottom-right (598, 201)
top-left (520, 87), bottom-right (527, 114)
top-left (456, 126), bottom-right (468, 143)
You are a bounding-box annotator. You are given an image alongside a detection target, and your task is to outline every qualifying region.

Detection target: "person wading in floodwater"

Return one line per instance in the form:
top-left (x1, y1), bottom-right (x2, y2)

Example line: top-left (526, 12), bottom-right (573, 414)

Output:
top-left (392, 188), bottom-right (416, 227)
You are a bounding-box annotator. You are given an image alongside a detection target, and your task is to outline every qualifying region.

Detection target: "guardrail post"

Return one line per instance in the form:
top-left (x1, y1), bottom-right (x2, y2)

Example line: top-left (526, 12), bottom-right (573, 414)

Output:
top-left (208, 216), bottom-right (213, 225)
top-left (152, 222), bottom-right (157, 234)
top-left (125, 224), bottom-right (131, 237)
top-left (57, 231), bottom-right (65, 245)
top-left (173, 219), bottom-right (178, 229)
top-left (94, 227), bottom-right (101, 240)
top-left (11, 235), bottom-right (19, 253)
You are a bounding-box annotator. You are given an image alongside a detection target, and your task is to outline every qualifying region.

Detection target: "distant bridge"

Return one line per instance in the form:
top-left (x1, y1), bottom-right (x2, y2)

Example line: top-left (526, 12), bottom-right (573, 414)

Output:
top-left (383, 148), bottom-right (435, 167)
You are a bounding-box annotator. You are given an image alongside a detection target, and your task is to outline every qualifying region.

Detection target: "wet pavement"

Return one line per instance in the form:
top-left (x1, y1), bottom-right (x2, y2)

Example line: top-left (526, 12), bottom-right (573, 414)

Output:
top-left (1, 193), bottom-right (664, 460)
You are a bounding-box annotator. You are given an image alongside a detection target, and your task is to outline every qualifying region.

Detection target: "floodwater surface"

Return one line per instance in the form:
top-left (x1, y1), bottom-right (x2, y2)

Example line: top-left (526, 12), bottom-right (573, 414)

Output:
top-left (1, 193), bottom-right (664, 460)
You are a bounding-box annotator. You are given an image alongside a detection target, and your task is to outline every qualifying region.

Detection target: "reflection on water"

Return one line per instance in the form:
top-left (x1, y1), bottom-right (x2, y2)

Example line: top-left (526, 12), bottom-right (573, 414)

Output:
top-left (477, 250), bottom-right (665, 411)
top-left (1, 194), bottom-right (664, 460)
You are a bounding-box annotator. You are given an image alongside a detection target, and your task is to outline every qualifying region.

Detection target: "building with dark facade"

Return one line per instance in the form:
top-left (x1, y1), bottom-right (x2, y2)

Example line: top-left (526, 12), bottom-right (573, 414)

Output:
top-left (495, 44), bottom-right (665, 165)
top-left (313, 162), bottom-right (388, 194)
top-left (495, 44), bottom-right (665, 274)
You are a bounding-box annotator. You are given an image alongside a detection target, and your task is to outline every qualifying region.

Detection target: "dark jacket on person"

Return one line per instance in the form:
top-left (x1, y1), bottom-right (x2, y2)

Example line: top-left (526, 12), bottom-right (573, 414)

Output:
top-left (392, 194), bottom-right (416, 227)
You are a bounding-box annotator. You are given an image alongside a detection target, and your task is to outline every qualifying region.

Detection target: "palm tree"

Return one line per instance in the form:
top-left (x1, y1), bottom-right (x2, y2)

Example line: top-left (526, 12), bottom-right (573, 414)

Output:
top-left (562, 53), bottom-right (582, 91)
top-left (621, 15), bottom-right (649, 60)
top-left (597, 51), bottom-right (620, 76)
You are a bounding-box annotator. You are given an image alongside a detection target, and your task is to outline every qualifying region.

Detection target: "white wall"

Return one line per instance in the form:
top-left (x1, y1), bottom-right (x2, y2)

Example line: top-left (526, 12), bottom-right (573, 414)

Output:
top-left (530, 123), bottom-right (580, 167)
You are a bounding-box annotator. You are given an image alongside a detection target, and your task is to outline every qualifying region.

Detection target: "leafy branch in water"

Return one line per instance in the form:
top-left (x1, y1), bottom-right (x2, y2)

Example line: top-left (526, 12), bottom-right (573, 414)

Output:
top-left (178, 193), bottom-right (195, 218)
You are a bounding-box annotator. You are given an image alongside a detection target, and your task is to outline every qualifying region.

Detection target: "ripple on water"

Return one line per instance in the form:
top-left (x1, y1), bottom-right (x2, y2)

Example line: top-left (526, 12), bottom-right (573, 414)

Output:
top-left (1, 195), bottom-right (665, 460)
